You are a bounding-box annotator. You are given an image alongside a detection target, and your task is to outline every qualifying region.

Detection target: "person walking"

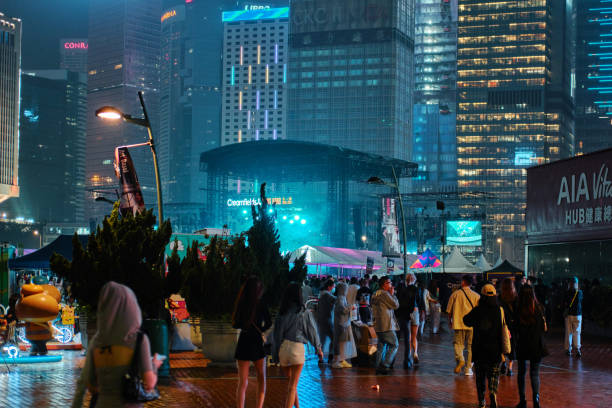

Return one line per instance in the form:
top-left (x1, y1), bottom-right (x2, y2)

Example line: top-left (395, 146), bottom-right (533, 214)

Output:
top-left (272, 283), bottom-right (323, 408)
top-left (71, 282), bottom-right (163, 408)
top-left (427, 280), bottom-right (442, 334)
top-left (371, 276), bottom-right (399, 375)
top-left (332, 282), bottom-right (357, 368)
top-left (563, 276), bottom-right (583, 357)
top-left (515, 286), bottom-right (548, 408)
top-left (396, 273), bottom-right (418, 368)
top-left (416, 279), bottom-right (428, 339)
top-left (463, 284), bottom-right (505, 408)
top-left (232, 276), bottom-right (272, 408)
top-left (316, 279), bottom-right (336, 363)
top-left (446, 274), bottom-right (480, 375)
top-left (499, 278), bottom-right (518, 376)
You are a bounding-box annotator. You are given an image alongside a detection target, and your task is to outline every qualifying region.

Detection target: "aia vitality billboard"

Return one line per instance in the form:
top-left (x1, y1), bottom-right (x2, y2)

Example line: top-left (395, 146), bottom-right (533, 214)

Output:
top-left (526, 149), bottom-right (612, 244)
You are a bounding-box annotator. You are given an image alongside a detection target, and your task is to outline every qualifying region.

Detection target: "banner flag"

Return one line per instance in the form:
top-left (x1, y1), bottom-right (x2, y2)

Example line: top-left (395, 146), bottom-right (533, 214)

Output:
top-left (114, 147), bottom-right (146, 217)
top-left (381, 197), bottom-right (401, 258)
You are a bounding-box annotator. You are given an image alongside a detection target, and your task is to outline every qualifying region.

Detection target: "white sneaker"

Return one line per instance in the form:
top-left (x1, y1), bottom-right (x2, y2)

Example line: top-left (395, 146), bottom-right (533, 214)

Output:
top-left (331, 362), bottom-right (343, 368)
top-left (465, 368), bottom-right (473, 376)
top-left (340, 360), bottom-right (352, 368)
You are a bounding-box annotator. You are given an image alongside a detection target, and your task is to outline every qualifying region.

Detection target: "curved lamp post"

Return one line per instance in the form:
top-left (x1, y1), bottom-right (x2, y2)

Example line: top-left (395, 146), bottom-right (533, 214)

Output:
top-left (95, 91), bottom-right (163, 229)
top-left (367, 166), bottom-right (407, 278)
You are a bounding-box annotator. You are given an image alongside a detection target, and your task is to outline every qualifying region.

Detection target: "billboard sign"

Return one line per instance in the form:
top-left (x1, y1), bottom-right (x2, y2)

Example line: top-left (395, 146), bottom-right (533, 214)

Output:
top-left (290, 0), bottom-right (394, 33)
top-left (446, 221), bottom-right (482, 246)
top-left (526, 148), bottom-right (612, 244)
top-left (381, 197), bottom-right (401, 258)
top-left (114, 147), bottom-right (145, 217)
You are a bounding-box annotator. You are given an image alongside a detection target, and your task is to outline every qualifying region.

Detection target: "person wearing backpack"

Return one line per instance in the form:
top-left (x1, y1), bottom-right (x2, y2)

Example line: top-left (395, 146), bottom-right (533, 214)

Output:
top-left (563, 276), bottom-right (583, 358)
top-left (463, 284), bottom-right (505, 408)
top-left (446, 274), bottom-right (480, 376)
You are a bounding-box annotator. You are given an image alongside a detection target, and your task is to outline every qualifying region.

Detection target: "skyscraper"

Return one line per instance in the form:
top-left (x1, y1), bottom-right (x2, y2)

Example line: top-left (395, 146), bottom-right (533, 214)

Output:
top-left (60, 38), bottom-right (88, 73)
top-left (412, 0), bottom-right (457, 192)
top-left (456, 0), bottom-right (574, 262)
top-left (0, 70), bottom-right (87, 223)
top-left (85, 0), bottom-right (161, 226)
top-left (0, 13), bottom-right (21, 204)
top-left (287, 0), bottom-right (415, 162)
top-left (575, 0), bottom-right (612, 155)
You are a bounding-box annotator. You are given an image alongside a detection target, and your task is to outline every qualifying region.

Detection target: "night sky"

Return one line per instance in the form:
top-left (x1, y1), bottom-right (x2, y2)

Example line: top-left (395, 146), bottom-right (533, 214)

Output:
top-left (0, 0), bottom-right (89, 69)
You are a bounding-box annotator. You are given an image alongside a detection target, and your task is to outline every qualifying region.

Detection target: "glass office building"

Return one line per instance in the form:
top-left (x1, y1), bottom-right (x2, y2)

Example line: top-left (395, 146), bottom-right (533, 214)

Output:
top-left (85, 0), bottom-right (161, 227)
top-left (457, 0), bottom-right (574, 263)
top-left (287, 0), bottom-right (415, 162)
top-left (0, 70), bottom-right (87, 223)
top-left (412, 0), bottom-right (457, 193)
top-left (59, 38), bottom-right (88, 73)
top-left (575, 0), bottom-right (612, 155)
top-left (0, 13), bottom-right (21, 204)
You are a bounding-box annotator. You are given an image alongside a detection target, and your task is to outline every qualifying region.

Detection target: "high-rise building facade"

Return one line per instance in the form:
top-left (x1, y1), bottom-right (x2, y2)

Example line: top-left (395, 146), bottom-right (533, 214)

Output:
top-left (412, 0), bottom-right (458, 192)
top-left (60, 38), bottom-right (88, 73)
top-left (288, 0), bottom-right (415, 161)
top-left (457, 0), bottom-right (574, 262)
top-left (575, 0), bottom-right (612, 155)
top-left (221, 7), bottom-right (289, 148)
top-left (0, 13), bottom-right (21, 203)
top-left (85, 0), bottom-right (161, 226)
top-left (0, 70), bottom-right (87, 223)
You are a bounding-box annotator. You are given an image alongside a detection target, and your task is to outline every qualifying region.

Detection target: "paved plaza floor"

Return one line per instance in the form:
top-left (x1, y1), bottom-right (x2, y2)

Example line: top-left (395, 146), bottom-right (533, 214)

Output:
top-left (1, 324), bottom-right (611, 407)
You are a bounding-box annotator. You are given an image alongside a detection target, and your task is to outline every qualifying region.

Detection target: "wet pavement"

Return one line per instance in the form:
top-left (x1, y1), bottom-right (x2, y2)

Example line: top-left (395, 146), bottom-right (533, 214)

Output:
top-left (1, 323), bottom-right (611, 407)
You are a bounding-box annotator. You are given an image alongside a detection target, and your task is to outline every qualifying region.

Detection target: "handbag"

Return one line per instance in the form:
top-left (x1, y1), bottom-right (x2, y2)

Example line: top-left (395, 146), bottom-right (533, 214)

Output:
top-left (500, 307), bottom-right (511, 355)
top-left (122, 331), bottom-right (160, 402)
top-left (252, 323), bottom-right (272, 355)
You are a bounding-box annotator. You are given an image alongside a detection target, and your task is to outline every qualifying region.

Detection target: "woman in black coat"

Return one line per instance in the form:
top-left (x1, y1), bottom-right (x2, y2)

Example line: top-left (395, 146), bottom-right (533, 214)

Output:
top-left (515, 286), bottom-right (547, 408)
top-left (499, 278), bottom-right (518, 376)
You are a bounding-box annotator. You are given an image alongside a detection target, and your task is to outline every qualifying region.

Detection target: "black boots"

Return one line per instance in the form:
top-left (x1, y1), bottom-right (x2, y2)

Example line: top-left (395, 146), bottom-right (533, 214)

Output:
top-left (533, 394), bottom-right (541, 408)
top-left (490, 393), bottom-right (498, 408)
top-left (516, 400), bottom-right (527, 408)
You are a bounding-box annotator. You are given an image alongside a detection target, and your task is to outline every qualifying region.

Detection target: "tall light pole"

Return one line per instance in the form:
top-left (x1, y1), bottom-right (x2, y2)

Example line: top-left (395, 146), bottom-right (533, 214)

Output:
top-left (367, 166), bottom-right (407, 278)
top-left (497, 237), bottom-right (503, 259)
top-left (33, 230), bottom-right (42, 248)
top-left (95, 91), bottom-right (163, 229)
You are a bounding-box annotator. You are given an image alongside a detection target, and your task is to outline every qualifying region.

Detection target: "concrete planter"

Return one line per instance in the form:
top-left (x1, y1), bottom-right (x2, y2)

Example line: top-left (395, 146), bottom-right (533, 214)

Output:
top-left (200, 320), bottom-right (239, 365)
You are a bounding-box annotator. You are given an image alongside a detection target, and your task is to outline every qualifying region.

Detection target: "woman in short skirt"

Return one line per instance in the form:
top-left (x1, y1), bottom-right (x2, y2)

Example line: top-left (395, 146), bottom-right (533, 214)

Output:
top-left (232, 276), bottom-right (271, 408)
top-left (273, 282), bottom-right (323, 408)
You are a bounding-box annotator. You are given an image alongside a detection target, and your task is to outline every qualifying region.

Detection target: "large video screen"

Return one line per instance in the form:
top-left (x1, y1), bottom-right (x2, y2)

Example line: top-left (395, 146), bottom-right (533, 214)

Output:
top-left (446, 221), bottom-right (482, 246)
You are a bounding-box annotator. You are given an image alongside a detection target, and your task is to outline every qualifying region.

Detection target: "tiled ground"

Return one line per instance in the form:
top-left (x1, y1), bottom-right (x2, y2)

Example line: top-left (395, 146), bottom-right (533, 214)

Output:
top-left (1, 323), bottom-right (611, 407)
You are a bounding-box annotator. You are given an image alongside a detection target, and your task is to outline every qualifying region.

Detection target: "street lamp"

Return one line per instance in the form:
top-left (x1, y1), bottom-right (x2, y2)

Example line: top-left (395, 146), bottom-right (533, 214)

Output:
top-left (497, 237), bottom-right (503, 259)
top-left (367, 166), bottom-right (407, 278)
top-left (33, 230), bottom-right (42, 248)
top-left (95, 91), bottom-right (163, 230)
top-left (95, 196), bottom-right (116, 205)
top-left (361, 235), bottom-right (367, 250)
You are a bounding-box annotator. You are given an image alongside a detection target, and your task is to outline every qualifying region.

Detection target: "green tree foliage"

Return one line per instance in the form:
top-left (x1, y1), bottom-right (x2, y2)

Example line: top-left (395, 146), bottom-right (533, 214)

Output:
top-left (50, 204), bottom-right (176, 318)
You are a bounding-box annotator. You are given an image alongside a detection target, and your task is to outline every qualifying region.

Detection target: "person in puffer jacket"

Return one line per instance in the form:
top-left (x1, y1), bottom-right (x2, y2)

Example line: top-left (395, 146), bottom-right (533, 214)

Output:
top-left (371, 276), bottom-right (399, 375)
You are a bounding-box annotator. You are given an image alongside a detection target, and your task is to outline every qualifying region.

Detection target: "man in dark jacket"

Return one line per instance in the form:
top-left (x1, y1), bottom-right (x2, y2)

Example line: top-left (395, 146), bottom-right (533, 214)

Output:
top-left (396, 273), bottom-right (418, 368)
top-left (316, 279), bottom-right (336, 363)
top-left (464, 284), bottom-right (504, 408)
top-left (563, 276), bottom-right (583, 357)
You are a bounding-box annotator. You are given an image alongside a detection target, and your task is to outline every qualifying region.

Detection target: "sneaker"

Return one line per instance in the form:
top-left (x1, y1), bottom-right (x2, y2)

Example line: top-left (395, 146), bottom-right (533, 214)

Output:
top-left (340, 360), bottom-right (352, 368)
top-left (506, 369), bottom-right (513, 377)
top-left (465, 368), bottom-right (473, 376)
top-left (576, 349), bottom-right (582, 358)
top-left (331, 362), bottom-right (343, 368)
top-left (454, 360), bottom-right (465, 374)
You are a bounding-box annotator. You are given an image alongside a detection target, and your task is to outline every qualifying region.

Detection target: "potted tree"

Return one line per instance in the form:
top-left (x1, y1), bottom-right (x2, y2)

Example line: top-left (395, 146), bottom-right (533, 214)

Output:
top-left (50, 204), bottom-right (181, 376)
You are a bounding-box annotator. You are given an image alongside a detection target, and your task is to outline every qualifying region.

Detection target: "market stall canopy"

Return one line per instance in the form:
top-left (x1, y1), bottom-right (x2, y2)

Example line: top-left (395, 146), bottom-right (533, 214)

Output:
top-left (436, 246), bottom-right (482, 274)
top-left (8, 235), bottom-right (88, 270)
top-left (485, 260), bottom-right (524, 274)
top-left (410, 248), bottom-right (442, 269)
top-left (474, 254), bottom-right (492, 272)
top-left (289, 245), bottom-right (418, 273)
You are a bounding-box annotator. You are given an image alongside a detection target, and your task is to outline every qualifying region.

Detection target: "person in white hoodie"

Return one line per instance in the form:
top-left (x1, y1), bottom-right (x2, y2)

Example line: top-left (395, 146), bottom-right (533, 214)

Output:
top-left (371, 276), bottom-right (399, 375)
top-left (332, 282), bottom-right (357, 368)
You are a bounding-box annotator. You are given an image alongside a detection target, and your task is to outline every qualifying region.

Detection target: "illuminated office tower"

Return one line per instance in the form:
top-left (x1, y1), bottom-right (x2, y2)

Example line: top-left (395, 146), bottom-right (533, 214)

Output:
top-left (59, 38), bottom-right (88, 73)
top-left (575, 1), bottom-right (612, 155)
top-left (412, 0), bottom-right (458, 192)
top-left (0, 13), bottom-right (21, 203)
top-left (456, 0), bottom-right (574, 261)
top-left (85, 0), bottom-right (161, 226)
top-left (221, 7), bottom-right (289, 147)
top-left (288, 0), bottom-right (415, 161)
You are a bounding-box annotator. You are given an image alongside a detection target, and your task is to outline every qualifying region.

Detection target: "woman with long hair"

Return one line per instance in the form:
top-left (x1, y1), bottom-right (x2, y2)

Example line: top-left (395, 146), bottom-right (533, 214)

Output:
top-left (71, 282), bottom-right (163, 408)
top-left (426, 280), bottom-right (441, 334)
top-left (232, 276), bottom-right (271, 408)
top-left (515, 285), bottom-right (547, 408)
top-left (273, 282), bottom-right (323, 408)
top-left (499, 278), bottom-right (518, 376)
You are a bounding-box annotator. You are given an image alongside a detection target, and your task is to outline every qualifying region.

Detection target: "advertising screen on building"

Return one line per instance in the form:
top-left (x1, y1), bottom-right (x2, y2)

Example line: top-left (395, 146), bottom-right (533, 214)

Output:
top-left (526, 148), bottom-right (612, 244)
top-left (290, 0), bottom-right (394, 33)
top-left (446, 221), bottom-right (482, 246)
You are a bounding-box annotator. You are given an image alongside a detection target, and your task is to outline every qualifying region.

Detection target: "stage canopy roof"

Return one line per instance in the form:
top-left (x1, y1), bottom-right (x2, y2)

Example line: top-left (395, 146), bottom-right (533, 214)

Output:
top-left (200, 140), bottom-right (417, 182)
top-left (8, 235), bottom-right (88, 270)
top-left (474, 254), bottom-right (492, 272)
top-left (485, 260), bottom-right (524, 274)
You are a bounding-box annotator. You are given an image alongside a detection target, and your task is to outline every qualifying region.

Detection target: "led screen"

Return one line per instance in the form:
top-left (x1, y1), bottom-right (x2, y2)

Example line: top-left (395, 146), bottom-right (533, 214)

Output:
top-left (446, 221), bottom-right (482, 246)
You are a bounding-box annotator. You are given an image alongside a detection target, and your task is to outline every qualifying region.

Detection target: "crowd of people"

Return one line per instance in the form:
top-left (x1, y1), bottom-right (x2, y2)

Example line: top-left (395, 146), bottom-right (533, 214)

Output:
top-left (231, 272), bottom-right (584, 408)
